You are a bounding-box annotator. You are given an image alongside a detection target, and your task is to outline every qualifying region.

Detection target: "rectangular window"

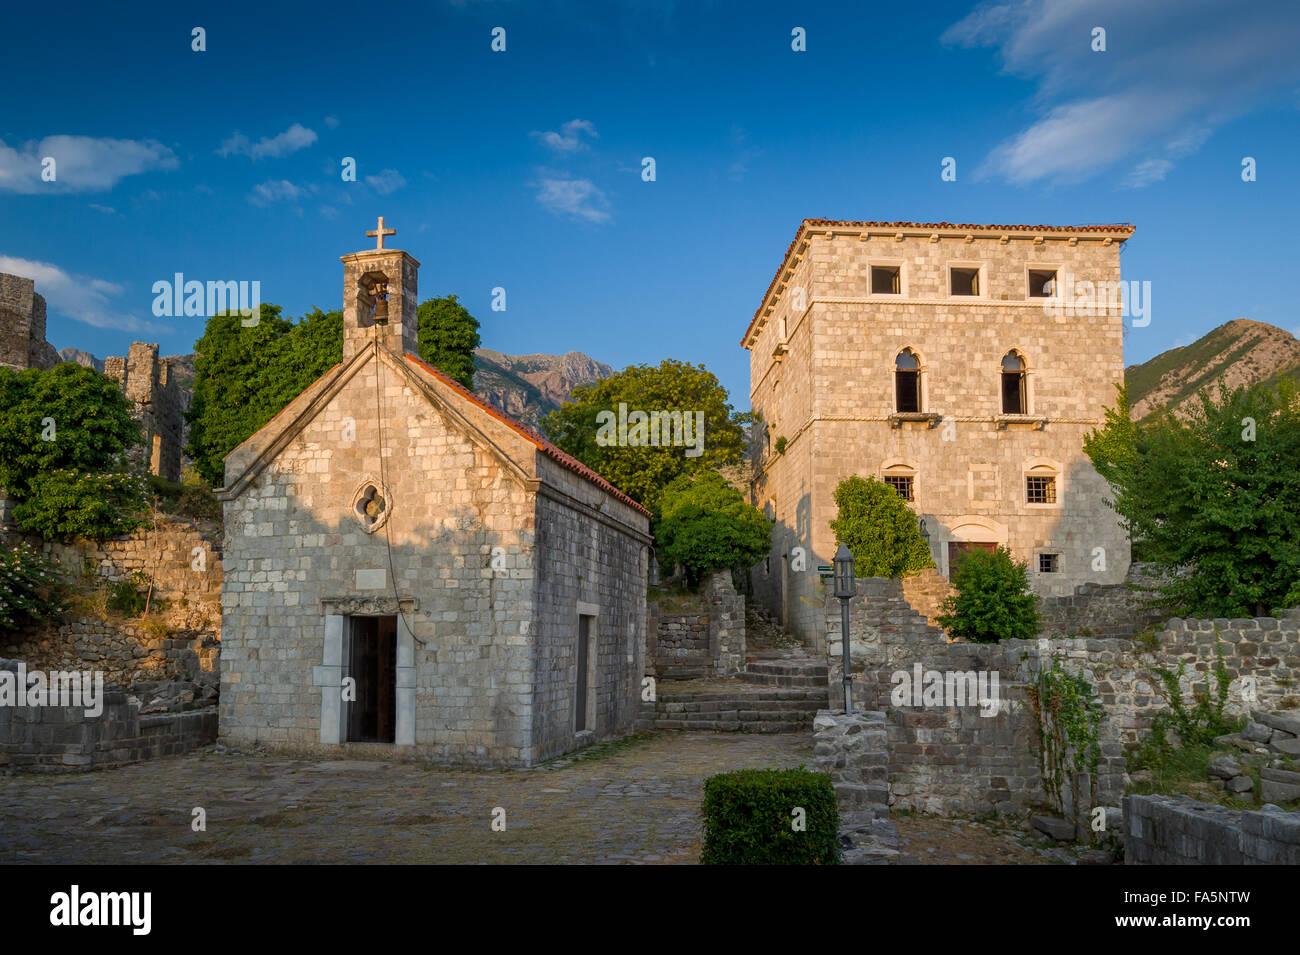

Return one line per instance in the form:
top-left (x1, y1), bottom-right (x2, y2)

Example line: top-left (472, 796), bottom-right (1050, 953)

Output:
top-left (575, 614), bottom-right (594, 732)
top-left (896, 371), bottom-right (920, 413)
top-left (950, 267), bottom-right (980, 296)
top-left (871, 265), bottom-right (901, 294)
top-left (1039, 553), bottom-right (1061, 573)
top-left (884, 475), bottom-right (914, 501)
top-left (1026, 475), bottom-right (1057, 504)
top-left (1028, 269), bottom-right (1058, 298)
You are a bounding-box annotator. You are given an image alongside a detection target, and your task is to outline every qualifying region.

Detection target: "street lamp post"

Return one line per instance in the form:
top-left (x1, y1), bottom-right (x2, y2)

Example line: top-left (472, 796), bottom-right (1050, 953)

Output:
top-left (833, 543), bottom-right (855, 715)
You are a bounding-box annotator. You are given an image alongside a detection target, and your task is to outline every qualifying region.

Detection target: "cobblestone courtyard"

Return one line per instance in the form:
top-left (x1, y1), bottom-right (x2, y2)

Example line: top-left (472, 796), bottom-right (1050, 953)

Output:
top-left (0, 731), bottom-right (1050, 864)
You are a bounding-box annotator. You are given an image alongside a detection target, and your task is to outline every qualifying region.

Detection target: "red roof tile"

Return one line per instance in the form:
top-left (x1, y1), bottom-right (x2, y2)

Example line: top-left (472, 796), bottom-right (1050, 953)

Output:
top-left (404, 353), bottom-right (652, 519)
top-left (741, 218), bottom-right (1136, 346)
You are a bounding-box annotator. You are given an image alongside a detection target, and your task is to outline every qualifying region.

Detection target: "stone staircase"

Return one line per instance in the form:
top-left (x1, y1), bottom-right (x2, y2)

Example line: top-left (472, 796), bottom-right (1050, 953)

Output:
top-left (737, 649), bottom-right (828, 688)
top-left (638, 684), bottom-right (828, 733)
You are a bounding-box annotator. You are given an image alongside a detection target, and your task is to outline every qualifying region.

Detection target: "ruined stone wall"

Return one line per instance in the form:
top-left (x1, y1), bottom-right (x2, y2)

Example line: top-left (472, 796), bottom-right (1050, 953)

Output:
top-left (824, 578), bottom-right (1300, 815)
top-left (0, 273), bottom-right (59, 371)
top-left (0, 685), bottom-right (217, 773)
top-left (104, 343), bottom-right (185, 481)
top-left (646, 571), bottom-right (744, 680)
top-left (1124, 794), bottom-right (1300, 864)
top-left (1037, 563), bottom-right (1167, 639)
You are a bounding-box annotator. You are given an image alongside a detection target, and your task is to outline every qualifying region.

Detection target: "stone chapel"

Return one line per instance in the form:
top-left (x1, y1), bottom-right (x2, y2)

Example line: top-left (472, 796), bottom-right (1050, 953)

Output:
top-left (217, 220), bottom-right (651, 767)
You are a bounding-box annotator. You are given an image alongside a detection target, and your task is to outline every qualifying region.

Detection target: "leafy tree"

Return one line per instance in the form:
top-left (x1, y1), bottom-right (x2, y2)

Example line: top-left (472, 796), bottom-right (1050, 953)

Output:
top-left (186, 305), bottom-right (342, 485)
top-left (0, 540), bottom-right (67, 630)
top-left (935, 546), bottom-right (1039, 643)
top-left (417, 294), bottom-right (481, 389)
top-left (653, 470), bottom-right (772, 588)
top-left (1084, 380), bottom-right (1300, 617)
top-left (0, 362), bottom-right (145, 540)
top-left (541, 359), bottom-right (749, 512)
top-left (828, 475), bottom-right (934, 578)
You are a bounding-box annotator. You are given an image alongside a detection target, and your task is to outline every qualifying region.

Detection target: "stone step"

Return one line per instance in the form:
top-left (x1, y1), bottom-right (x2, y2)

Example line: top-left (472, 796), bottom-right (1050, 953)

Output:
top-left (737, 672), bottom-right (827, 687)
top-left (650, 718), bottom-right (814, 733)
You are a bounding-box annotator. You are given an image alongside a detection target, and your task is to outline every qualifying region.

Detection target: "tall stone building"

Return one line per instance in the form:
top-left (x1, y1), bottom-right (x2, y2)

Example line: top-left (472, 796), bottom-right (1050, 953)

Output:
top-left (217, 221), bottom-right (652, 767)
top-left (0, 273), bottom-right (60, 371)
top-left (743, 219), bottom-right (1134, 646)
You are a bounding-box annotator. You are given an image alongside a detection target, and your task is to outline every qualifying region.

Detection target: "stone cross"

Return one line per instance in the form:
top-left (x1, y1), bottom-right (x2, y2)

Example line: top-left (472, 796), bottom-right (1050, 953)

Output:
top-left (366, 216), bottom-right (396, 250)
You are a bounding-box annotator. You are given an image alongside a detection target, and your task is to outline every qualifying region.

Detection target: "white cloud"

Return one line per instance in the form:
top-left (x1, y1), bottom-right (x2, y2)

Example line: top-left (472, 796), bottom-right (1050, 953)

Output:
top-left (0, 255), bottom-right (159, 333)
top-left (0, 136), bottom-right (177, 194)
top-left (249, 180), bottom-right (304, 205)
top-left (365, 169), bottom-right (406, 195)
top-left (219, 123), bottom-right (318, 160)
top-left (531, 119), bottom-right (598, 152)
top-left (324, 116), bottom-right (341, 129)
top-left (944, 0), bottom-right (1300, 184)
top-left (533, 176), bottom-right (611, 223)
top-left (88, 203), bottom-right (116, 214)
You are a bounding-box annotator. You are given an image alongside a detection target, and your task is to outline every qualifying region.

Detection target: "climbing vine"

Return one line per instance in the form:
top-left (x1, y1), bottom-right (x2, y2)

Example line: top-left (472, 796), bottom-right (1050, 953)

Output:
top-left (1135, 627), bottom-right (1238, 768)
top-left (1027, 655), bottom-right (1104, 815)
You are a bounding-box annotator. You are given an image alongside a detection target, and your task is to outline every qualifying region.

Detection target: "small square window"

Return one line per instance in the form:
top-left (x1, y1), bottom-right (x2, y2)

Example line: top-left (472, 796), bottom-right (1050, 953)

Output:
top-left (871, 265), bottom-right (901, 294)
top-left (1028, 269), bottom-right (1058, 298)
top-left (1039, 553), bottom-right (1060, 573)
top-left (884, 475), bottom-right (914, 501)
top-left (1027, 475), bottom-right (1057, 504)
top-left (950, 267), bottom-right (980, 296)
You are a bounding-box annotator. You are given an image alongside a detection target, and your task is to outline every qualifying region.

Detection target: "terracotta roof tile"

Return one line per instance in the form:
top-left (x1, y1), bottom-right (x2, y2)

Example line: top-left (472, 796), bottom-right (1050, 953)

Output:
top-left (742, 218), bottom-right (1136, 346)
top-left (404, 353), bottom-right (652, 519)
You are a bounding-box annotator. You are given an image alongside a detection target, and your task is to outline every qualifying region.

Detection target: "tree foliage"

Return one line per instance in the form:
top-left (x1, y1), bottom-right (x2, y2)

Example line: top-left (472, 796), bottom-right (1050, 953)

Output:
top-left (653, 471), bottom-right (772, 588)
top-left (1084, 379), bottom-right (1300, 617)
top-left (541, 359), bottom-right (749, 512)
top-left (828, 475), bottom-right (934, 578)
top-left (417, 294), bottom-right (481, 389)
top-left (935, 546), bottom-right (1040, 643)
top-left (186, 305), bottom-right (342, 485)
top-left (0, 362), bottom-right (145, 540)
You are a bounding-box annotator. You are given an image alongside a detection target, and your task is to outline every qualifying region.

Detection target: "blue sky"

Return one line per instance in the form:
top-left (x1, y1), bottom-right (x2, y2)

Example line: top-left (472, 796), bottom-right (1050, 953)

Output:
top-left (2, 0), bottom-right (1299, 408)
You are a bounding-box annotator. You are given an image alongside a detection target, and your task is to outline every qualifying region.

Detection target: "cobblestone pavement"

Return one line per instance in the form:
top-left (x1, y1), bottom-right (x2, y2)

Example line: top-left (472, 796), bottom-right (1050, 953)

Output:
top-left (0, 732), bottom-right (813, 865)
top-left (894, 815), bottom-right (1052, 865)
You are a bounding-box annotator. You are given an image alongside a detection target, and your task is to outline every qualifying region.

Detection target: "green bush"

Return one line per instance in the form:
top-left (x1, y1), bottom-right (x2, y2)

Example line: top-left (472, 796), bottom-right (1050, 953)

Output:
top-left (0, 541), bottom-right (67, 630)
top-left (935, 546), bottom-right (1039, 643)
top-left (828, 475), bottom-right (933, 578)
top-left (701, 767), bottom-right (841, 865)
top-left (11, 469), bottom-right (147, 542)
top-left (107, 572), bottom-right (150, 616)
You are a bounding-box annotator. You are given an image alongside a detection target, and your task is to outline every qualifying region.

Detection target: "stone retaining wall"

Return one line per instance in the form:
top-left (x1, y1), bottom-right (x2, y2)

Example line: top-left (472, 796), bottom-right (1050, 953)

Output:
top-left (646, 570), bottom-right (746, 678)
top-left (1124, 794), bottom-right (1300, 864)
top-left (0, 692), bottom-right (217, 773)
top-left (1036, 564), bottom-right (1167, 640)
top-left (823, 577), bottom-right (1300, 816)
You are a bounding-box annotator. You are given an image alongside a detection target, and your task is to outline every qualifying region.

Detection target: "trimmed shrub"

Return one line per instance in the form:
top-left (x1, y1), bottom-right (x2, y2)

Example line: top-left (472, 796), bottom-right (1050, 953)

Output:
top-left (936, 545), bottom-right (1039, 643)
top-left (829, 475), bottom-right (933, 578)
top-left (701, 767), bottom-right (841, 865)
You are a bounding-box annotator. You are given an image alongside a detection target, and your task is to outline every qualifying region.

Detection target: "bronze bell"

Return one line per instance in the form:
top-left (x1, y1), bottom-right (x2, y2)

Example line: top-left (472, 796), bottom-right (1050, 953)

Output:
top-left (373, 281), bottom-right (390, 325)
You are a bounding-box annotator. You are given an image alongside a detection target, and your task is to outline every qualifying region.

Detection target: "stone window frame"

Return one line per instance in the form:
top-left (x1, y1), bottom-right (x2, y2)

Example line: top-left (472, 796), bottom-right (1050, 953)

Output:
top-left (1024, 459), bottom-right (1063, 508)
top-left (865, 257), bottom-right (907, 298)
top-left (1026, 263), bottom-right (1062, 300)
top-left (946, 260), bottom-right (988, 300)
top-left (880, 460), bottom-right (919, 503)
top-left (1036, 550), bottom-right (1063, 574)
top-left (350, 477), bottom-right (393, 534)
top-left (999, 347), bottom-right (1033, 415)
top-left (893, 345), bottom-right (927, 413)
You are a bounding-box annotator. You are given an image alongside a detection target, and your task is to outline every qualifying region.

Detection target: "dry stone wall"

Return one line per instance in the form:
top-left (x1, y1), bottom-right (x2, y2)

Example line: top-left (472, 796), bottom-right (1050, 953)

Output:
top-left (1124, 794), bottom-right (1300, 864)
top-left (646, 570), bottom-right (745, 680)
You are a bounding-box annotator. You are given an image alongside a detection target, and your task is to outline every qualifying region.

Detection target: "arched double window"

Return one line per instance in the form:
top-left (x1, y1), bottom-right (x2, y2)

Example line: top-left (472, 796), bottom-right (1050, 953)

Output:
top-left (895, 349), bottom-right (921, 413)
top-left (1001, 351), bottom-right (1027, 414)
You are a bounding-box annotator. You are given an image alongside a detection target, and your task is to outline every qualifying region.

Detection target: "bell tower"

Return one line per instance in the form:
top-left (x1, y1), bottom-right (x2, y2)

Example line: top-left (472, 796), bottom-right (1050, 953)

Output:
top-left (341, 216), bottom-right (420, 360)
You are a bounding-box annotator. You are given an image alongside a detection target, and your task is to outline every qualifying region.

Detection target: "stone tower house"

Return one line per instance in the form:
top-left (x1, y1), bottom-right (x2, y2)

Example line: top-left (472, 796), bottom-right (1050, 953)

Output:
top-left (743, 219), bottom-right (1134, 646)
top-left (103, 344), bottom-right (185, 482)
top-left (217, 222), bottom-right (651, 767)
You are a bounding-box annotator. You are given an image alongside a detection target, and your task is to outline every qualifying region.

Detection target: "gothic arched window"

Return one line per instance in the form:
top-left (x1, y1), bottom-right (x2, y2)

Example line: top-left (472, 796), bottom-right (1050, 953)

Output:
top-left (895, 349), bottom-right (921, 413)
top-left (1001, 352), bottom-right (1026, 414)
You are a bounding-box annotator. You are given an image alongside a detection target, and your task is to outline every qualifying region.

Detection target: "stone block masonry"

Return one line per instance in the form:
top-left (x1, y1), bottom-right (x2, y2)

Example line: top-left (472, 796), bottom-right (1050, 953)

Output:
top-left (647, 570), bottom-right (746, 680)
top-left (0, 691), bottom-right (217, 773)
top-left (0, 272), bottom-right (60, 371)
top-left (1124, 794), bottom-right (1300, 864)
top-left (103, 342), bottom-right (187, 482)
